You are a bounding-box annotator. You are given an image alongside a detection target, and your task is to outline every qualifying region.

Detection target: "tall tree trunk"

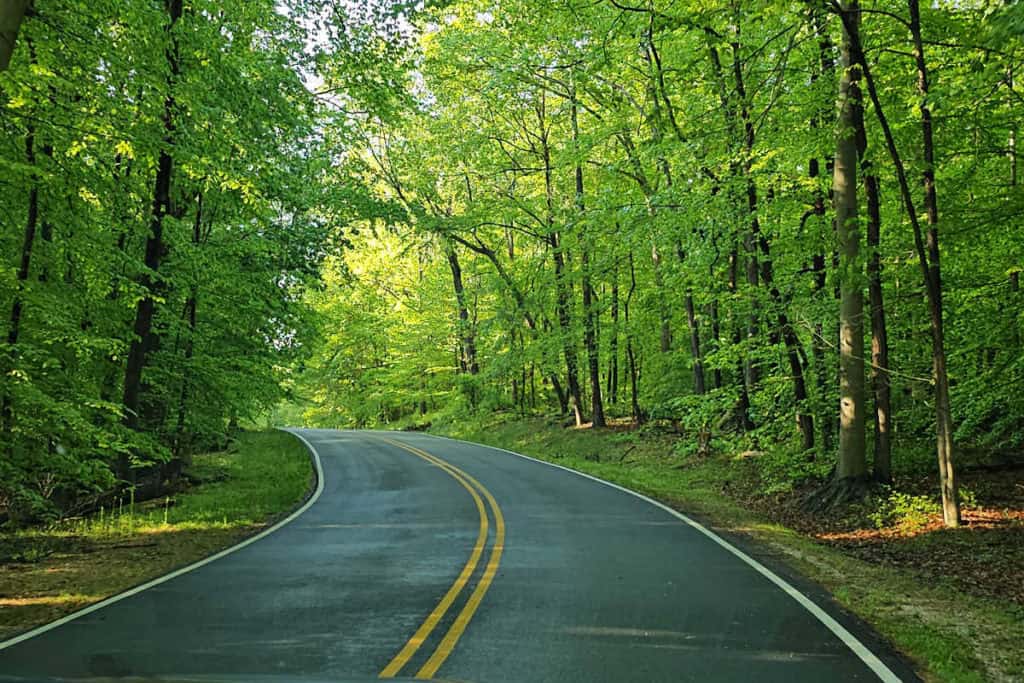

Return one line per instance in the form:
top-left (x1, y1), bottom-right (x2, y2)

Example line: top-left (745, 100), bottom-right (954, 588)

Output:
top-left (809, 166), bottom-right (834, 449)
top-left (121, 0), bottom-right (183, 484)
top-left (551, 373), bottom-right (569, 415)
top-left (571, 92), bottom-right (605, 427)
top-left (1012, 69), bottom-right (1020, 340)
top-left (2, 126), bottom-right (39, 436)
top-left (551, 232), bottom-right (584, 426)
top-left (445, 241), bottom-right (478, 376)
top-left (608, 266), bottom-right (619, 405)
top-left (626, 252), bottom-right (643, 424)
top-left (864, 172), bottom-right (891, 483)
top-left (841, 21), bottom-right (892, 481)
top-left (783, 324), bottom-right (815, 451)
top-left (582, 246), bottom-right (604, 426)
top-left (730, 34), bottom-right (762, 397)
top-left (675, 241), bottom-right (707, 396)
top-left (833, 0), bottom-right (867, 482)
top-left (1012, 70), bottom-right (1021, 350)
top-left (539, 96), bottom-right (584, 426)
top-left (908, 0), bottom-right (959, 526)
top-left (0, 0), bottom-right (29, 72)
top-left (729, 244), bottom-right (755, 431)
top-left (833, 0), bottom-right (959, 523)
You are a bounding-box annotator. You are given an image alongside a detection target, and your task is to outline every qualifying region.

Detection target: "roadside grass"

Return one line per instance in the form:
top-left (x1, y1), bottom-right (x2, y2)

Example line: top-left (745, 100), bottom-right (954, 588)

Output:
top-left (0, 430), bottom-right (313, 641)
top-left (429, 413), bottom-right (1024, 683)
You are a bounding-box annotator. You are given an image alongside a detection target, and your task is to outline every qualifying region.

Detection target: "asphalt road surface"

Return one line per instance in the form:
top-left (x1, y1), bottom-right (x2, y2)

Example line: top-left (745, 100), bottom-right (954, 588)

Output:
top-left (0, 429), bottom-right (918, 682)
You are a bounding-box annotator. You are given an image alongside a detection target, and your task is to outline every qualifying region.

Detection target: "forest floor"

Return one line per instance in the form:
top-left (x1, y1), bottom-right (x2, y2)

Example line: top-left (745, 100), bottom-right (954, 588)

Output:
top-left (427, 413), bottom-right (1024, 683)
top-left (0, 430), bottom-right (314, 642)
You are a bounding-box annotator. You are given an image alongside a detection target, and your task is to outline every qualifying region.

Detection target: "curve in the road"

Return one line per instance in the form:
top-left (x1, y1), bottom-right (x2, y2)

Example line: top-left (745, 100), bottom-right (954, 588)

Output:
top-left (0, 429), bottom-right (917, 683)
top-left (396, 440), bottom-right (506, 679)
top-left (376, 437), bottom-right (496, 678)
top-left (425, 433), bottom-right (903, 683)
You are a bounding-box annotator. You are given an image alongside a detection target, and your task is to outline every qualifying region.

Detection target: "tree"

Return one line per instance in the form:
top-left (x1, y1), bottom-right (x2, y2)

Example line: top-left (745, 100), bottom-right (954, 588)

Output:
top-left (907, 0), bottom-right (959, 526)
top-left (0, 0), bottom-right (30, 72)
top-left (831, 0), bottom-right (868, 489)
top-left (9, 0), bottom-right (1017, 530)
top-left (0, 0), bottom-right (335, 520)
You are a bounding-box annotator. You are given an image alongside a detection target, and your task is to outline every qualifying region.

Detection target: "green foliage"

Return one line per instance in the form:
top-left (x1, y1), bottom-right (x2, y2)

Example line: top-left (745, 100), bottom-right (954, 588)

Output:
top-left (869, 490), bottom-right (942, 533)
top-left (0, 0), bottom-right (374, 520)
top-left (6, 0), bottom-right (1023, 535)
top-left (281, 0), bottom-right (1024, 523)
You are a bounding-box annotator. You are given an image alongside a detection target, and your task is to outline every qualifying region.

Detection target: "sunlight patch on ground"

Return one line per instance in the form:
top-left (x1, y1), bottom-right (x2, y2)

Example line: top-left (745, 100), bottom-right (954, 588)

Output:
top-left (0, 594), bottom-right (101, 607)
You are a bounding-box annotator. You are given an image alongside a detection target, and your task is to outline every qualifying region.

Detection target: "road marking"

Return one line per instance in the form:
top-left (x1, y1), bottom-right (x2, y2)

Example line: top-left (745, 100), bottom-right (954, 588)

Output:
top-left (0, 428), bottom-right (325, 652)
top-left (377, 438), bottom-right (489, 678)
top-left (377, 439), bottom-right (505, 681)
top-left (419, 433), bottom-right (905, 683)
top-left (412, 446), bottom-right (505, 680)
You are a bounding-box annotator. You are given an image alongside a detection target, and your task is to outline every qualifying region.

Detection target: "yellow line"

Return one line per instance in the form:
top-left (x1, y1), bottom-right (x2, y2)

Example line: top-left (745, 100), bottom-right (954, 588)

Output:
top-left (377, 439), bottom-right (488, 678)
top-left (397, 444), bottom-right (506, 680)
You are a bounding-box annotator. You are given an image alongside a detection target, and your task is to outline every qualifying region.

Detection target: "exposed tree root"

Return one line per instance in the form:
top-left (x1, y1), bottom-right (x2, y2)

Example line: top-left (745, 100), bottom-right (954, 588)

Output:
top-left (802, 475), bottom-right (874, 514)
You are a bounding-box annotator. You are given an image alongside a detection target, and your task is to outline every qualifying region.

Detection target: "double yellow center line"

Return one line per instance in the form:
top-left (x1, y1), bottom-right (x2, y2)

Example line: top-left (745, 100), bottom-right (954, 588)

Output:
top-left (377, 439), bottom-right (505, 680)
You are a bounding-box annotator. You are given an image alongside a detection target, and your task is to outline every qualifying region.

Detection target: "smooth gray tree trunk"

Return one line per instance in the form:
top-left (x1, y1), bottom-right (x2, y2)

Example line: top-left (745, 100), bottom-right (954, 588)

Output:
top-left (833, 0), bottom-right (867, 481)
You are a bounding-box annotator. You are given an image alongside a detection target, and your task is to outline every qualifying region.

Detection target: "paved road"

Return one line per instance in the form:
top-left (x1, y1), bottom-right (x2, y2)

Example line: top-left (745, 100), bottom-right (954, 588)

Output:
top-left (0, 430), bottom-right (917, 682)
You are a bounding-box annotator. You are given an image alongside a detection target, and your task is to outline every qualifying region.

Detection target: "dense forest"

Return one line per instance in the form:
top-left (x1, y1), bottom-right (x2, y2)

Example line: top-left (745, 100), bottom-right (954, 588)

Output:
top-left (0, 0), bottom-right (345, 521)
top-left (2, 1), bottom-right (1023, 529)
top-left (293, 0), bottom-right (1024, 530)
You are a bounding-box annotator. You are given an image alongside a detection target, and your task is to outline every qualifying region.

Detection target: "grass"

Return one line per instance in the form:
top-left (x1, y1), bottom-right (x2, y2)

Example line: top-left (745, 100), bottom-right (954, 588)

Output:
top-left (0, 430), bottom-right (314, 641)
top-left (429, 412), bottom-right (1024, 683)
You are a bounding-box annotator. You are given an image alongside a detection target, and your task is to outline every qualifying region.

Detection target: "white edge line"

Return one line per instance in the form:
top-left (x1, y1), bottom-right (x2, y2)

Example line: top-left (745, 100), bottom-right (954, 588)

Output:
top-left (0, 428), bottom-right (325, 651)
top-left (419, 431), bottom-right (904, 683)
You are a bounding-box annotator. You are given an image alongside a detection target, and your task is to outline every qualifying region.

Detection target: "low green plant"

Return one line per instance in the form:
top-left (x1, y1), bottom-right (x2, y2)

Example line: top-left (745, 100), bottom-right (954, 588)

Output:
top-left (869, 489), bottom-right (941, 532)
top-left (958, 485), bottom-right (979, 511)
top-left (753, 446), bottom-right (832, 495)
